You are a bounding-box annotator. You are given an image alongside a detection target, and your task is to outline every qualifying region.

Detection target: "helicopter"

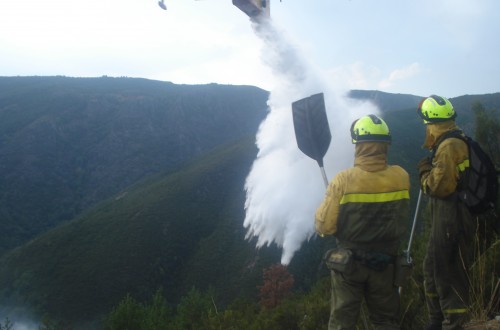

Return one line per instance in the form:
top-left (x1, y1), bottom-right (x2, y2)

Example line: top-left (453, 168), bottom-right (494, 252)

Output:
top-left (232, 0), bottom-right (273, 18)
top-left (158, 0), bottom-right (279, 17)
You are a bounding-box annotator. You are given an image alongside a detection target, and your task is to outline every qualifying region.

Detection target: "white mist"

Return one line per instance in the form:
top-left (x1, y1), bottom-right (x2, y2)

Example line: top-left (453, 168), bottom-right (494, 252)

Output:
top-left (243, 18), bottom-right (379, 264)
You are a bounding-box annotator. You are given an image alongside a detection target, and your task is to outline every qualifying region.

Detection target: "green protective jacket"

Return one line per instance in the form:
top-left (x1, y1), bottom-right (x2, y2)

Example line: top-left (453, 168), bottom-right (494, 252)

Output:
top-left (315, 142), bottom-right (410, 255)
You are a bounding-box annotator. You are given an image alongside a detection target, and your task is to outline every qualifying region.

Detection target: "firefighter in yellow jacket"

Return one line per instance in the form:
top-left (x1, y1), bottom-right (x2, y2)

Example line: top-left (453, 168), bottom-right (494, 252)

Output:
top-left (417, 95), bottom-right (475, 330)
top-left (316, 114), bottom-right (410, 330)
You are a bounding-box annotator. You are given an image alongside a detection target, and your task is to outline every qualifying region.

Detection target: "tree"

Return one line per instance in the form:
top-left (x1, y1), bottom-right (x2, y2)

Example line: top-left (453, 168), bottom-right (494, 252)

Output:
top-left (173, 287), bottom-right (215, 329)
top-left (0, 318), bottom-right (13, 330)
top-left (140, 289), bottom-right (172, 330)
top-left (472, 101), bottom-right (500, 165)
top-left (468, 101), bottom-right (500, 324)
top-left (258, 264), bottom-right (295, 309)
top-left (104, 294), bottom-right (145, 330)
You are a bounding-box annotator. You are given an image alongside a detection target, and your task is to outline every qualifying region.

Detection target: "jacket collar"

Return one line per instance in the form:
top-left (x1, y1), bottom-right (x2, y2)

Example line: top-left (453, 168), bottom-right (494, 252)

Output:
top-left (354, 142), bottom-right (388, 171)
top-left (422, 120), bottom-right (461, 150)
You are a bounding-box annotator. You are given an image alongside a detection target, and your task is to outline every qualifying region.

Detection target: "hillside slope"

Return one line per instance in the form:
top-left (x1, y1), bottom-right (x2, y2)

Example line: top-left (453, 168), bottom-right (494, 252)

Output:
top-left (0, 138), bottom-right (282, 324)
top-left (0, 76), bottom-right (269, 254)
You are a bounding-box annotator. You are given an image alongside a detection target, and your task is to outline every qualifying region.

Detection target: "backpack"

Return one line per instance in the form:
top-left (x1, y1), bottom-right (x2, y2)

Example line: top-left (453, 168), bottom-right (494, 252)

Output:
top-left (432, 130), bottom-right (499, 215)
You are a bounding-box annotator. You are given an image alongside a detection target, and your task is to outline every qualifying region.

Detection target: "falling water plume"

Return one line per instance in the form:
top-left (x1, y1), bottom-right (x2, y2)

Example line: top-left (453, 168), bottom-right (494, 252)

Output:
top-left (243, 18), bottom-right (379, 265)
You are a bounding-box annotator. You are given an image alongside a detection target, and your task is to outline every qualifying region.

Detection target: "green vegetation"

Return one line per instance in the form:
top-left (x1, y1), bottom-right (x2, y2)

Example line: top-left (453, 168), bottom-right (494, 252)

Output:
top-left (103, 277), bottom-right (332, 330)
top-left (0, 137), bottom-right (281, 323)
top-left (0, 78), bottom-right (498, 328)
top-left (0, 318), bottom-right (13, 330)
top-left (101, 208), bottom-right (498, 329)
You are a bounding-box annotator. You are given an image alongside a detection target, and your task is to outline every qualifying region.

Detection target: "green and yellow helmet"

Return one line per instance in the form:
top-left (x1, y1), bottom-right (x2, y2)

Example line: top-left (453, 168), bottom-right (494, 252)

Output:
top-left (350, 114), bottom-right (391, 144)
top-left (417, 95), bottom-right (456, 124)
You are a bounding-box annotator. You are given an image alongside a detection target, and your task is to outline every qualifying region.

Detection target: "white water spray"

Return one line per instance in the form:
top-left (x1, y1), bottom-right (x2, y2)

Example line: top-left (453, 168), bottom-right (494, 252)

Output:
top-left (243, 18), bottom-right (380, 265)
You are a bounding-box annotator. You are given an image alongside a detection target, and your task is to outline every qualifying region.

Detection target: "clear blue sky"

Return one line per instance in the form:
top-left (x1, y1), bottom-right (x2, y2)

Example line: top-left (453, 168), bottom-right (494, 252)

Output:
top-left (1, 0), bottom-right (499, 98)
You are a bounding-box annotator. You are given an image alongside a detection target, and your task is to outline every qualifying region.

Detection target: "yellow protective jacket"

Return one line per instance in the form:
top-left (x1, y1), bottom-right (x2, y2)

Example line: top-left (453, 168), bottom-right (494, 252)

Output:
top-left (420, 121), bottom-right (474, 324)
top-left (315, 142), bottom-right (410, 255)
top-left (420, 121), bottom-right (469, 197)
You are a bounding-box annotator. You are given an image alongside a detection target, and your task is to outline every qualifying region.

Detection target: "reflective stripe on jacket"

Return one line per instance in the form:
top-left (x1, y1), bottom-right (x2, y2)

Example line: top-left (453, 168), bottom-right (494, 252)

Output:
top-left (315, 142), bottom-right (410, 255)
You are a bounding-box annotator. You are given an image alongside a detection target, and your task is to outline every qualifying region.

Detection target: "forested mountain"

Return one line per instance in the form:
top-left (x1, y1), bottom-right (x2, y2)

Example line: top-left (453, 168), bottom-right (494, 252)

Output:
top-left (0, 76), bottom-right (269, 254)
top-left (0, 77), bottom-right (498, 327)
top-left (0, 137), bottom-right (279, 324)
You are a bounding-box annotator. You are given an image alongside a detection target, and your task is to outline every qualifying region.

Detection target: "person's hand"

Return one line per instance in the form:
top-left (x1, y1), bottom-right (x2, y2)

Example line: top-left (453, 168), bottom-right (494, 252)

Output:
top-left (417, 157), bottom-right (432, 179)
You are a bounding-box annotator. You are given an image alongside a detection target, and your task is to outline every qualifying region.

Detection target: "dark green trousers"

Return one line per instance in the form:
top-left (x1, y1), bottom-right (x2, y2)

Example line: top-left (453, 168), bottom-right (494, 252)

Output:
top-left (423, 197), bottom-right (475, 329)
top-left (329, 262), bottom-right (400, 330)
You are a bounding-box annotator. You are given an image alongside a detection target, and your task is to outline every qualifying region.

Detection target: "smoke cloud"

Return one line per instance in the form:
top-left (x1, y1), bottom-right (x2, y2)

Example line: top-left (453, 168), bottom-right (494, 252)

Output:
top-left (0, 305), bottom-right (38, 330)
top-left (243, 18), bottom-right (379, 265)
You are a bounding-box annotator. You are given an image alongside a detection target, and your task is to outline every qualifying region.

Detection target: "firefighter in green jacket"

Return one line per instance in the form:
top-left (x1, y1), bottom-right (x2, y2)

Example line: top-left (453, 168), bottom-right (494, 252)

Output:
top-left (417, 95), bottom-right (475, 330)
top-left (316, 114), bottom-right (410, 330)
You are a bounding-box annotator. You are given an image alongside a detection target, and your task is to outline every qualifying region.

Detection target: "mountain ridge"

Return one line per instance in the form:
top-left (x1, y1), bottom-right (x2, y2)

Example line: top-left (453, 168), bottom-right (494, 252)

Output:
top-left (0, 76), bottom-right (269, 254)
top-left (0, 76), bottom-right (498, 325)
